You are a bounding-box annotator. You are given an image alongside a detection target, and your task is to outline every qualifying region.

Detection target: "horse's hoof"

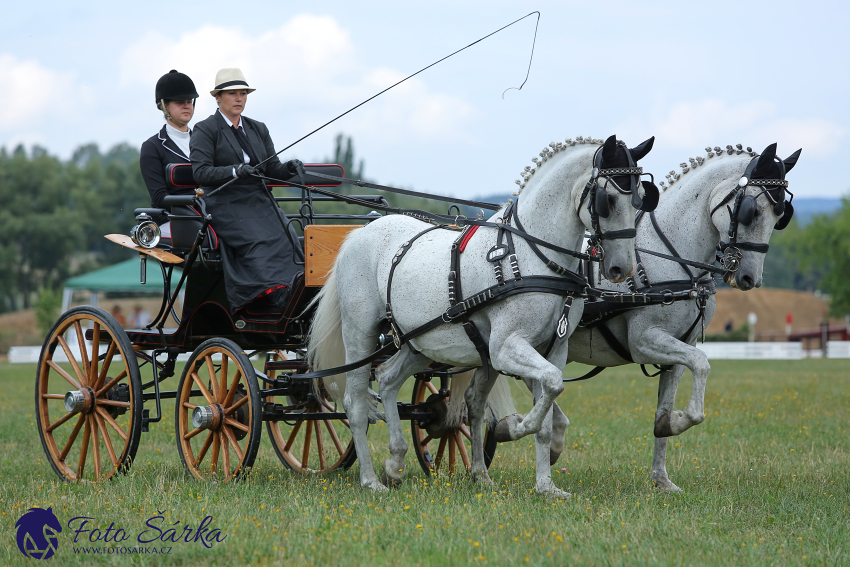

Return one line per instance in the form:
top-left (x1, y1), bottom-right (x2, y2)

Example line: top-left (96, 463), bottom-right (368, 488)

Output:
top-left (494, 413), bottom-right (523, 442)
top-left (472, 473), bottom-right (495, 486)
top-left (652, 477), bottom-right (683, 493)
top-left (653, 411), bottom-right (674, 438)
top-left (549, 448), bottom-right (563, 466)
top-left (534, 479), bottom-right (571, 499)
top-left (380, 470), bottom-right (403, 489)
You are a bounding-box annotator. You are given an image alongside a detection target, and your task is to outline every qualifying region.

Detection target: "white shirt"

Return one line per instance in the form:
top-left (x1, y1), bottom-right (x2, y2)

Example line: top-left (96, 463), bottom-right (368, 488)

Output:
top-left (217, 109), bottom-right (250, 177)
top-left (165, 123), bottom-right (191, 159)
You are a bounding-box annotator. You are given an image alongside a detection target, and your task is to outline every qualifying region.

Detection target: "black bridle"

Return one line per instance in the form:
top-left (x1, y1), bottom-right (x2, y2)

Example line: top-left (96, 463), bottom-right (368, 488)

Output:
top-left (580, 142), bottom-right (659, 259)
top-left (710, 153), bottom-right (794, 272)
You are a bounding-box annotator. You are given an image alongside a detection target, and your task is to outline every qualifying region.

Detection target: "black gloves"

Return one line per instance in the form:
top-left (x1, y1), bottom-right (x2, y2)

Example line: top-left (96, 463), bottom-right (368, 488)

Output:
top-left (284, 159), bottom-right (307, 185)
top-left (235, 163), bottom-right (257, 178)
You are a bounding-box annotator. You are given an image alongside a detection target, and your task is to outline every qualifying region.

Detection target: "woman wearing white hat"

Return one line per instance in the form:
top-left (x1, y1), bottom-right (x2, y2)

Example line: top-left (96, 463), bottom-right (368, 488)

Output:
top-left (190, 68), bottom-right (305, 315)
top-left (140, 70), bottom-right (199, 209)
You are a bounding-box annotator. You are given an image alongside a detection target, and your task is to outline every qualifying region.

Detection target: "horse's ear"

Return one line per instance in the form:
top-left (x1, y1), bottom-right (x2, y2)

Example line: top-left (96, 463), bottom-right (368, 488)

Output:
top-left (602, 135), bottom-right (617, 163)
top-left (629, 136), bottom-right (655, 162)
top-left (783, 148), bottom-right (802, 173)
top-left (754, 143), bottom-right (777, 177)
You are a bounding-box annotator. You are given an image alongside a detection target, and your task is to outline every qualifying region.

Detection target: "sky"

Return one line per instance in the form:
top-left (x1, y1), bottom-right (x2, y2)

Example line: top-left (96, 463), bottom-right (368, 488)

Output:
top-left (2, 0), bottom-right (848, 200)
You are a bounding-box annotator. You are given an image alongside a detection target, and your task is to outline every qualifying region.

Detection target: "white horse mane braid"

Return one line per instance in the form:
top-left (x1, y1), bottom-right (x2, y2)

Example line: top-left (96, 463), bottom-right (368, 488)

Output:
top-left (659, 143), bottom-right (759, 191)
top-left (513, 135), bottom-right (604, 195)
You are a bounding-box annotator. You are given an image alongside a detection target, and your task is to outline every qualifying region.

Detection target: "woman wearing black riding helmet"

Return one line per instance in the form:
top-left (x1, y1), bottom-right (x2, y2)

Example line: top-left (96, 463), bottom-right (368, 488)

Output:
top-left (140, 70), bottom-right (199, 209)
top-left (190, 68), bottom-right (305, 315)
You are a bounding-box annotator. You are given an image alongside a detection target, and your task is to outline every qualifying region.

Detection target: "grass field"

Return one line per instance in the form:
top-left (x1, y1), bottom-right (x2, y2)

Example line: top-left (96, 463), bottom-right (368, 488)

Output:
top-left (1, 359), bottom-right (847, 566)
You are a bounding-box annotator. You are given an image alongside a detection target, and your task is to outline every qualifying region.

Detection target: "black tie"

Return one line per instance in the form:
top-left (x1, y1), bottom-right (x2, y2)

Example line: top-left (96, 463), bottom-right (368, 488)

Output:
top-left (231, 125), bottom-right (257, 165)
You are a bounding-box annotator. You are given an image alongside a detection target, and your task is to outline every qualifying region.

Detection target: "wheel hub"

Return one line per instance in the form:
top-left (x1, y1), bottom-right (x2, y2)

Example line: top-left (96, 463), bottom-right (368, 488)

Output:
top-left (64, 387), bottom-right (95, 414)
top-left (192, 403), bottom-right (224, 431)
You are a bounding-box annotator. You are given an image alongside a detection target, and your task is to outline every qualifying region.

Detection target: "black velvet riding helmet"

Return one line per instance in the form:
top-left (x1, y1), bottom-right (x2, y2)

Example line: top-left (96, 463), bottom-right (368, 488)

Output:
top-left (155, 70), bottom-right (199, 107)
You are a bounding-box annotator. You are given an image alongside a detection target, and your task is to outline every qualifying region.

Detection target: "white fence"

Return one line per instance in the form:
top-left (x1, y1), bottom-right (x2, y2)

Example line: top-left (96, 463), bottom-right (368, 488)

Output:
top-left (696, 342), bottom-right (804, 359)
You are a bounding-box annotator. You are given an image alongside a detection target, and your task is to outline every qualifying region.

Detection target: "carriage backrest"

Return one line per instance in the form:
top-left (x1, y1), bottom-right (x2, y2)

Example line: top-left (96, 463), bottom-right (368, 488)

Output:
top-left (164, 163), bottom-right (346, 189)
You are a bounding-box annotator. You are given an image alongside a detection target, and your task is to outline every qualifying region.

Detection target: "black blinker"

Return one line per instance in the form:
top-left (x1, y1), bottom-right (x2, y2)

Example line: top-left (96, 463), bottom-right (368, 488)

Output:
top-left (775, 201), bottom-right (793, 230)
top-left (594, 187), bottom-right (610, 218)
top-left (737, 195), bottom-right (756, 226)
top-left (637, 180), bottom-right (659, 212)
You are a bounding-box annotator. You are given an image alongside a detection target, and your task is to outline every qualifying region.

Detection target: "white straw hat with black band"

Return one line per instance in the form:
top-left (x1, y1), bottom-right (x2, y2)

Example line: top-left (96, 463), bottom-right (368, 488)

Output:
top-left (210, 68), bottom-right (256, 96)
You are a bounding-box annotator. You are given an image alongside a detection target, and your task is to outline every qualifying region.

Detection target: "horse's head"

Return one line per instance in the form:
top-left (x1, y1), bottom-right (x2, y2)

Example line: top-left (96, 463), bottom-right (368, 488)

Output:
top-left (580, 134), bottom-right (657, 283)
top-left (710, 143), bottom-right (802, 290)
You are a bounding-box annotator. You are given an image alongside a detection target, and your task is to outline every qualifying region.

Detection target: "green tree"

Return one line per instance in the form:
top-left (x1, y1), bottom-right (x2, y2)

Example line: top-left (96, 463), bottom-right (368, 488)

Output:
top-left (794, 196), bottom-right (850, 317)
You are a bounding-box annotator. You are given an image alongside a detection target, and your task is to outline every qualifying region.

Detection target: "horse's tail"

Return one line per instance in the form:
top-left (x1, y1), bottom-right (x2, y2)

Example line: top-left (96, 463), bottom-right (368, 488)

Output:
top-left (306, 263), bottom-right (347, 407)
top-left (446, 370), bottom-right (518, 429)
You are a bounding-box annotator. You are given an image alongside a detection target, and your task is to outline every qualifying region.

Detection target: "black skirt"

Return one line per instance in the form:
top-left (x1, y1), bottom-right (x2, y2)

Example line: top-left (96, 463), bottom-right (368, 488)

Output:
top-left (205, 181), bottom-right (303, 312)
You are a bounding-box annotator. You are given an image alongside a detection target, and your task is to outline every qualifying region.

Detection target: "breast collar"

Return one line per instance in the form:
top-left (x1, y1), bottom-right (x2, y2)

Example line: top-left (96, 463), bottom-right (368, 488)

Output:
top-left (709, 154), bottom-right (793, 272)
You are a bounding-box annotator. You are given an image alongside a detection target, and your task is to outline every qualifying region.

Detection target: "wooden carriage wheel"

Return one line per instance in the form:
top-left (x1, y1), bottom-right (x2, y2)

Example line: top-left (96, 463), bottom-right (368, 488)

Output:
top-left (35, 306), bottom-right (143, 482)
top-left (266, 351), bottom-right (357, 473)
top-left (175, 339), bottom-right (262, 482)
top-left (410, 375), bottom-right (497, 476)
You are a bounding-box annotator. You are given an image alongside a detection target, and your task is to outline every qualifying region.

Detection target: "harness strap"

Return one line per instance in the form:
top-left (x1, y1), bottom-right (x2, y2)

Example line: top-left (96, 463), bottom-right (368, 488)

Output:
top-left (463, 321), bottom-right (491, 382)
top-left (649, 211), bottom-right (695, 283)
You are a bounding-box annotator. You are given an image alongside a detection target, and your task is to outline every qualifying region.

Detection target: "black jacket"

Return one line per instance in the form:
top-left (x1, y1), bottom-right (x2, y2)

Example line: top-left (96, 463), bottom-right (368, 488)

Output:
top-left (189, 111), bottom-right (303, 312)
top-left (139, 124), bottom-right (193, 209)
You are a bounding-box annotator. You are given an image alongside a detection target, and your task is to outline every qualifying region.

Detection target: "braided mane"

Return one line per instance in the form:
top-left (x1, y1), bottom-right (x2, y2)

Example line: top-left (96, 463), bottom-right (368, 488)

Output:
top-left (660, 144), bottom-right (759, 191)
top-left (513, 135), bottom-right (604, 195)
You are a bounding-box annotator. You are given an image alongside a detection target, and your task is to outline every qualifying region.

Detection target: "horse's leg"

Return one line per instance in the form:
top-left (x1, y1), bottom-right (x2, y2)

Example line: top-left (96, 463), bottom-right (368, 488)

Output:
top-left (464, 364), bottom-right (498, 485)
top-left (631, 327), bottom-right (709, 436)
top-left (549, 402), bottom-right (570, 466)
top-left (650, 364), bottom-right (686, 492)
top-left (489, 339), bottom-right (564, 441)
top-left (374, 348), bottom-right (432, 487)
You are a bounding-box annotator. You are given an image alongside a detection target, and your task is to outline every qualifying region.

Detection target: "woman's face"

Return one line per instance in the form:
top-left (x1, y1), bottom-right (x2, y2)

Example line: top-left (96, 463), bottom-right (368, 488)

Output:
top-left (216, 89), bottom-right (248, 118)
top-left (165, 99), bottom-right (194, 126)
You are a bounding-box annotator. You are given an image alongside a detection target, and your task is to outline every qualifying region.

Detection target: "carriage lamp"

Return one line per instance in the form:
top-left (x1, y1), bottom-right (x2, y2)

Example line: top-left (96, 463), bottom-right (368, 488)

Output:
top-left (130, 213), bottom-right (161, 249)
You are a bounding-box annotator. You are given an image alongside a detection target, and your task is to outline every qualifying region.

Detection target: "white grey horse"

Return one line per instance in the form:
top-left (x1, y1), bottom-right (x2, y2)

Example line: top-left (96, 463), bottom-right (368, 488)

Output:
top-left (307, 134), bottom-right (656, 493)
top-left (484, 142), bottom-right (801, 494)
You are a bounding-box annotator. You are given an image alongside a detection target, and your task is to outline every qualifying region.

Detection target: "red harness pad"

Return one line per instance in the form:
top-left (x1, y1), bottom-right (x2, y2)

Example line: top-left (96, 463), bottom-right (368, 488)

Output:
top-left (458, 225), bottom-right (480, 252)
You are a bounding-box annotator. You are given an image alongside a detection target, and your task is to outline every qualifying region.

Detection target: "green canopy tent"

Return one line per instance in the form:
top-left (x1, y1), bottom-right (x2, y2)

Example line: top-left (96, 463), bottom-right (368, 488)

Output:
top-left (61, 258), bottom-right (183, 312)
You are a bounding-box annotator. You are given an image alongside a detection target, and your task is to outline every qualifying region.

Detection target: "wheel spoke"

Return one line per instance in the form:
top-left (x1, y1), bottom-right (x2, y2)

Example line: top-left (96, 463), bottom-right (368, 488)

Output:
top-left (221, 432), bottom-right (231, 478)
top-left (420, 434), bottom-right (433, 447)
top-left (194, 431), bottom-right (214, 468)
top-left (301, 418), bottom-right (313, 469)
top-left (95, 412), bottom-right (119, 468)
top-left (222, 369), bottom-right (243, 408)
top-left (448, 434), bottom-right (456, 473)
top-left (219, 356), bottom-right (228, 404)
top-left (425, 381), bottom-right (439, 395)
top-left (456, 430), bottom-right (470, 469)
top-left (97, 399), bottom-right (130, 408)
top-left (182, 402), bottom-right (197, 410)
top-left (48, 360), bottom-right (81, 390)
top-left (95, 370), bottom-right (127, 397)
top-left (74, 321), bottom-right (90, 384)
top-left (191, 372), bottom-right (215, 404)
top-left (42, 393), bottom-right (65, 400)
top-left (284, 420), bottom-right (302, 451)
top-left (89, 415), bottom-right (102, 480)
top-left (95, 342), bottom-right (117, 392)
top-left (459, 423), bottom-right (472, 441)
top-left (222, 426), bottom-right (244, 460)
top-left (59, 414), bottom-right (86, 461)
top-left (95, 407), bottom-right (128, 441)
top-left (47, 411), bottom-right (76, 433)
top-left (434, 435), bottom-right (448, 471)
top-left (210, 432), bottom-right (220, 473)
top-left (223, 417), bottom-right (249, 433)
top-left (315, 421), bottom-right (327, 470)
top-left (57, 335), bottom-right (86, 386)
top-left (205, 355), bottom-right (220, 400)
top-left (77, 418), bottom-right (91, 480)
top-left (224, 395), bottom-right (249, 415)
top-left (88, 323), bottom-right (100, 388)
top-left (323, 420), bottom-right (345, 456)
top-left (183, 427), bottom-right (204, 441)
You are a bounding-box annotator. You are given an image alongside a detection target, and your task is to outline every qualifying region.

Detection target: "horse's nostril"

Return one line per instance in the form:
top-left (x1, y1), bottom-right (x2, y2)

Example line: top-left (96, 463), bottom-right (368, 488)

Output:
top-left (609, 267), bottom-right (622, 280)
top-left (741, 275), bottom-right (754, 288)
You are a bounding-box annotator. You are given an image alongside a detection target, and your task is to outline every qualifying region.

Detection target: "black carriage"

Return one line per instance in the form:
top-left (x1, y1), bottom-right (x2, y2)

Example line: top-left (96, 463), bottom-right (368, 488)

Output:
top-left (34, 164), bottom-right (495, 483)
